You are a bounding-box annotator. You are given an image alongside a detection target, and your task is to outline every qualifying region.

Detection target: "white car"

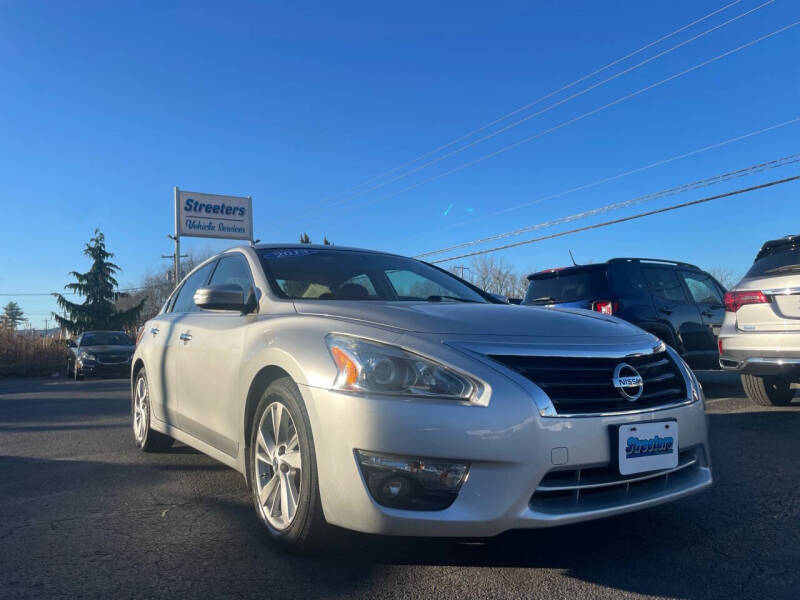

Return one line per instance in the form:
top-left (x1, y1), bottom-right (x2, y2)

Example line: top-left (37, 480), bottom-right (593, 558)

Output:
top-left (132, 244), bottom-right (712, 551)
top-left (719, 234), bottom-right (800, 405)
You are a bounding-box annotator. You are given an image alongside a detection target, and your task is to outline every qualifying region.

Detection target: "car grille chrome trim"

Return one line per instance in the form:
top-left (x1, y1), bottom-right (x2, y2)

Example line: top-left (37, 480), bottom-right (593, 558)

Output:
top-left (488, 348), bottom-right (689, 416)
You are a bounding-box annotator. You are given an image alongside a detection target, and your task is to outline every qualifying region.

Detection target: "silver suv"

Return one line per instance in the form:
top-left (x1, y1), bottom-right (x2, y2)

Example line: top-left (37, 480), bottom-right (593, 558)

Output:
top-left (132, 244), bottom-right (711, 552)
top-left (719, 234), bottom-right (800, 405)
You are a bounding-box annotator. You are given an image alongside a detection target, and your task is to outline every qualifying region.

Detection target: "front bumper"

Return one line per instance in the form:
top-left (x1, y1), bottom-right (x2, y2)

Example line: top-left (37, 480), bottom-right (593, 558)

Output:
top-left (78, 361), bottom-right (131, 377)
top-left (300, 382), bottom-right (711, 537)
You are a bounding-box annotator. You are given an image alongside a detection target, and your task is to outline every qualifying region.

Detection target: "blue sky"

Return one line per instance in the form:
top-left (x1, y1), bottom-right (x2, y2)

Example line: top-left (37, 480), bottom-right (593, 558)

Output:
top-left (1, 0), bottom-right (798, 328)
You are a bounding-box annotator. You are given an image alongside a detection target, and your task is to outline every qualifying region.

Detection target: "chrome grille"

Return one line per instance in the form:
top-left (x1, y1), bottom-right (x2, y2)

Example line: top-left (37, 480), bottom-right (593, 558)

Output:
top-left (96, 352), bottom-right (130, 364)
top-left (489, 350), bottom-right (687, 414)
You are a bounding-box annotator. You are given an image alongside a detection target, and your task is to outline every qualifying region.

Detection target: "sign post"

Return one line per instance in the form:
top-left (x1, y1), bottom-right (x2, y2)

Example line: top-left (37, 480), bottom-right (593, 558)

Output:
top-left (173, 186), bottom-right (181, 285)
top-left (171, 187), bottom-right (254, 285)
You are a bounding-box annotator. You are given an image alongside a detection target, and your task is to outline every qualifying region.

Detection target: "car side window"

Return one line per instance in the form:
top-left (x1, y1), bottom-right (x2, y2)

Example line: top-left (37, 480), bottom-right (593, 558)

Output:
top-left (681, 272), bottom-right (724, 305)
top-left (386, 269), bottom-right (452, 299)
top-left (171, 262), bottom-right (216, 313)
top-left (340, 274), bottom-right (377, 297)
top-left (208, 255), bottom-right (254, 291)
top-left (643, 267), bottom-right (689, 303)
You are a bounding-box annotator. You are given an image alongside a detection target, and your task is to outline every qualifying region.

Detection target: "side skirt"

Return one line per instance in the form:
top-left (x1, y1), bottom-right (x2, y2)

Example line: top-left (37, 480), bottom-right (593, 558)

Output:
top-left (150, 413), bottom-right (245, 474)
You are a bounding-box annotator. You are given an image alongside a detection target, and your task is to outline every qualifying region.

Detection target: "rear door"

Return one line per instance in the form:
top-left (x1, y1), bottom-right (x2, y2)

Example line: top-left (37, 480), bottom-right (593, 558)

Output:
top-left (153, 261), bottom-right (217, 425)
top-left (641, 266), bottom-right (708, 367)
top-left (174, 254), bottom-right (256, 459)
top-left (680, 270), bottom-right (725, 363)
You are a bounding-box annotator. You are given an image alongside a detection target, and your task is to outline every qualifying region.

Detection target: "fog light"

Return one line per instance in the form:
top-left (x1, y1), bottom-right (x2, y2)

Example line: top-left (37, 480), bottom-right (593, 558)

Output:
top-left (381, 477), bottom-right (407, 500)
top-left (355, 450), bottom-right (469, 511)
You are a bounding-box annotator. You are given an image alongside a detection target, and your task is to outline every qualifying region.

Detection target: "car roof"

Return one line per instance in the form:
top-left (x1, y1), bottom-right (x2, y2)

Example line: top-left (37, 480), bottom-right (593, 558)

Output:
top-left (754, 234), bottom-right (800, 262)
top-left (248, 243), bottom-right (409, 260)
top-left (528, 257), bottom-right (700, 279)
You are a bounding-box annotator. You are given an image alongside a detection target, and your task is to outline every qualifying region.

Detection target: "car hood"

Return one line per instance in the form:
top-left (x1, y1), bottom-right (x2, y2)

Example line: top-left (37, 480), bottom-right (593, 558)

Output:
top-left (80, 345), bottom-right (134, 354)
top-left (292, 300), bottom-right (642, 337)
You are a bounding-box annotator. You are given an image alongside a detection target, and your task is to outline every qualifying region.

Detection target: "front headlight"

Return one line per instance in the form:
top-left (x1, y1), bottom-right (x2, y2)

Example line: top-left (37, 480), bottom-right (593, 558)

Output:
top-left (80, 351), bottom-right (96, 361)
top-left (326, 334), bottom-right (476, 401)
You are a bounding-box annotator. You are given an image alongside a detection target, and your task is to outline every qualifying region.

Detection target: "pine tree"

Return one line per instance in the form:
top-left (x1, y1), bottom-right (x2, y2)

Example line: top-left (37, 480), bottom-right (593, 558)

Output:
top-left (53, 229), bottom-right (145, 334)
top-left (0, 302), bottom-right (25, 329)
top-left (298, 232), bottom-right (333, 245)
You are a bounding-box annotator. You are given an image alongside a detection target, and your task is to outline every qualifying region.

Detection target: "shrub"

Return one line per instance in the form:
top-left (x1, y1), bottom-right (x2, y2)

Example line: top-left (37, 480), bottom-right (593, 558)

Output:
top-left (0, 327), bottom-right (68, 378)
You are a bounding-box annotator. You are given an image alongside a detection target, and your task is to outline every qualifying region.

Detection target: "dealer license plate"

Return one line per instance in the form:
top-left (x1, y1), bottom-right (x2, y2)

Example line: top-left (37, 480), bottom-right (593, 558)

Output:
top-left (617, 421), bottom-right (678, 475)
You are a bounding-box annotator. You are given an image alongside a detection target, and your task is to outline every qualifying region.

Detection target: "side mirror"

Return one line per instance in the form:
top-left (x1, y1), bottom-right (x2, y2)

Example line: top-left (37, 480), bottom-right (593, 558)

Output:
top-left (194, 284), bottom-right (257, 313)
top-left (67, 340), bottom-right (76, 348)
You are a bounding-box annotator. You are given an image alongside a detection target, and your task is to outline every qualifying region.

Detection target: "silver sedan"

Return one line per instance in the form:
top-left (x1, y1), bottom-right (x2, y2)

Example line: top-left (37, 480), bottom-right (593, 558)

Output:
top-left (131, 244), bottom-right (711, 552)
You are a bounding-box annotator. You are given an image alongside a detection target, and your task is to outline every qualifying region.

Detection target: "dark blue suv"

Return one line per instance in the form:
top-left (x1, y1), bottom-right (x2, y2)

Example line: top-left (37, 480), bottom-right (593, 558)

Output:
top-left (522, 258), bottom-right (726, 369)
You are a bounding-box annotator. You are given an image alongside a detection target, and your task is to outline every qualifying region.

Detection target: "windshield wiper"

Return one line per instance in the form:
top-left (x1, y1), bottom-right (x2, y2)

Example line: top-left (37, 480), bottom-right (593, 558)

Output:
top-left (530, 296), bottom-right (556, 303)
top-left (425, 295), bottom-right (480, 303)
top-left (765, 264), bottom-right (800, 274)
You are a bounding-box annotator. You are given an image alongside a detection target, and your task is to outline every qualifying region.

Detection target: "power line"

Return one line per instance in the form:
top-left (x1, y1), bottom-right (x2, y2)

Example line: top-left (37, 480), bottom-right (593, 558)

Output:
top-left (415, 153), bottom-right (800, 258)
top-left (430, 175), bottom-right (800, 264)
top-left (314, 0), bottom-right (773, 209)
top-left (309, 0), bottom-right (746, 208)
top-left (411, 117), bottom-right (800, 242)
top-left (329, 19), bottom-right (800, 218)
top-left (0, 286), bottom-right (154, 297)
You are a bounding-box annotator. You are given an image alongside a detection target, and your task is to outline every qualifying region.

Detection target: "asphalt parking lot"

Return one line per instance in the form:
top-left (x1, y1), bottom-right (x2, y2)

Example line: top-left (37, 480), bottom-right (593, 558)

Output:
top-left (0, 374), bottom-right (797, 600)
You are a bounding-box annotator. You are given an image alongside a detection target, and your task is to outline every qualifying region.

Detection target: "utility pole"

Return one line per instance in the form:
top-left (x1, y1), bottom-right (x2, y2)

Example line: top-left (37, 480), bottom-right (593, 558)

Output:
top-left (454, 265), bottom-right (470, 280)
top-left (164, 186), bottom-right (184, 285)
top-left (162, 251), bottom-right (188, 284)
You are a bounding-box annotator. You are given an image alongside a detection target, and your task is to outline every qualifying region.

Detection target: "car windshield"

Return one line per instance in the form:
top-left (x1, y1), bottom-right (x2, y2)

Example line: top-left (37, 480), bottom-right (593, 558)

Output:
top-left (746, 246), bottom-right (800, 278)
top-left (81, 332), bottom-right (133, 346)
top-left (523, 268), bottom-right (608, 304)
top-left (259, 248), bottom-right (488, 302)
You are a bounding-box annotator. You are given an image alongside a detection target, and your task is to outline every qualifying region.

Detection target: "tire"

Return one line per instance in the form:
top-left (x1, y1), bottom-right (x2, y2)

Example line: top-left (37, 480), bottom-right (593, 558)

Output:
top-left (132, 368), bottom-right (174, 452)
top-left (741, 374), bottom-right (795, 407)
top-left (248, 377), bottom-right (329, 553)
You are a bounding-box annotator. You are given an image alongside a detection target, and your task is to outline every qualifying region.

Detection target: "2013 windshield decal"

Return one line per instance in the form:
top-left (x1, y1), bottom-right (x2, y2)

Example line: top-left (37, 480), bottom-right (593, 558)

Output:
top-left (262, 249), bottom-right (318, 259)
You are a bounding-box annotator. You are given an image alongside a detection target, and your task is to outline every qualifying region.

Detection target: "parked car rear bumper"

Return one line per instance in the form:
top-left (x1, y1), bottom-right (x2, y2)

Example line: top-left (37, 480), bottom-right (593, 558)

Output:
top-left (718, 327), bottom-right (800, 375)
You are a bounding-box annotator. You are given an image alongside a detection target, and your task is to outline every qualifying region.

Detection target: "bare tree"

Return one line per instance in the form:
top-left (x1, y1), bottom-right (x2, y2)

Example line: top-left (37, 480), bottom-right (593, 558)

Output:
top-left (467, 255), bottom-right (529, 299)
top-left (116, 249), bottom-right (214, 327)
top-left (707, 266), bottom-right (739, 290)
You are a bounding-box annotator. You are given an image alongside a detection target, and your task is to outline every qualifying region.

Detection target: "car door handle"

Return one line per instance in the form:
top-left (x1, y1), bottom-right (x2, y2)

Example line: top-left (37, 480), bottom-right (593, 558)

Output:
top-left (659, 307), bottom-right (673, 315)
top-left (179, 332), bottom-right (192, 342)
top-left (701, 310), bottom-right (714, 318)
top-left (150, 327), bottom-right (159, 335)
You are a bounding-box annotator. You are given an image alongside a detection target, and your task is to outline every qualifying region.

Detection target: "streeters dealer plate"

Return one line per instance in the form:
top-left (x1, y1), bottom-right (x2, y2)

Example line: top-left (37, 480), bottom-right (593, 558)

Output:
top-left (617, 421), bottom-right (678, 475)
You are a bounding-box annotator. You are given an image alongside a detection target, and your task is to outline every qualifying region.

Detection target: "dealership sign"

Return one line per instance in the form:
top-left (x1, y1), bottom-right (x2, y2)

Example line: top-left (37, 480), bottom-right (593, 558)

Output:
top-left (176, 189), bottom-right (253, 241)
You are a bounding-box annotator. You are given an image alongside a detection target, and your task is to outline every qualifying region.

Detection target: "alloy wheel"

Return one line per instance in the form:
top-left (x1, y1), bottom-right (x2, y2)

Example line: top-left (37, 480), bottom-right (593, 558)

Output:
top-left (133, 376), bottom-right (148, 444)
top-left (255, 401), bottom-right (303, 530)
